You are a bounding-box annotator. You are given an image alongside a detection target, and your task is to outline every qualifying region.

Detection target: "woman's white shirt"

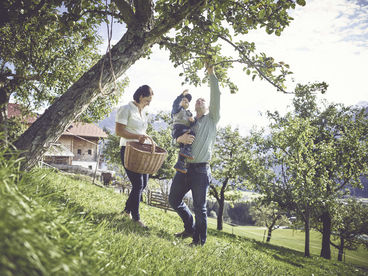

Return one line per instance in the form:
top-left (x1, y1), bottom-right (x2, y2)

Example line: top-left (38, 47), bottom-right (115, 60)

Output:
top-left (115, 101), bottom-right (149, 146)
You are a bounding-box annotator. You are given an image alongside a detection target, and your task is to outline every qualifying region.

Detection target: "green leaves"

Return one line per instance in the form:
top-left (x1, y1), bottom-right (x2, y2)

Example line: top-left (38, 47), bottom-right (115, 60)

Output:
top-left (296, 0), bottom-right (307, 6)
top-left (158, 0), bottom-right (300, 94)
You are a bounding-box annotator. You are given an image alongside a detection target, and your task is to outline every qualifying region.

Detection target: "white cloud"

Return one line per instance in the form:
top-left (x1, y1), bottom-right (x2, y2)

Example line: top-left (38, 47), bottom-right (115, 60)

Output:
top-left (99, 0), bottom-right (368, 135)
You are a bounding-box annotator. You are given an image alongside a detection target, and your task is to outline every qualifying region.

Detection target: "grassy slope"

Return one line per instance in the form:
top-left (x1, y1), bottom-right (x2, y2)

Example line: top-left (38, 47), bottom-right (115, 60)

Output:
top-left (4, 168), bottom-right (368, 275)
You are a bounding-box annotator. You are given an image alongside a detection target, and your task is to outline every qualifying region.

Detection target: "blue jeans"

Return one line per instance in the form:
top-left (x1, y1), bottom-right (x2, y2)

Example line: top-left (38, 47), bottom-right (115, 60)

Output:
top-left (169, 163), bottom-right (211, 245)
top-left (120, 146), bottom-right (148, 221)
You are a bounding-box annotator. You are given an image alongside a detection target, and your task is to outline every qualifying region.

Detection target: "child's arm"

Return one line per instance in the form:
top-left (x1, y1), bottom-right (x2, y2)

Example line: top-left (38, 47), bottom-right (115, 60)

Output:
top-left (171, 89), bottom-right (188, 116)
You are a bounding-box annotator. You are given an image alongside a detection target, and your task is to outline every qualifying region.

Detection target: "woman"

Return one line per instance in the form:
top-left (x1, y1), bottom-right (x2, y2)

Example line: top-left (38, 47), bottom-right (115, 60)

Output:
top-left (115, 85), bottom-right (154, 228)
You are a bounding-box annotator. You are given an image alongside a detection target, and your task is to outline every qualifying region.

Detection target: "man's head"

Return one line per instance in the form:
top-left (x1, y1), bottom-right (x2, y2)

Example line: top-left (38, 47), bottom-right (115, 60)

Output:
top-left (195, 98), bottom-right (207, 116)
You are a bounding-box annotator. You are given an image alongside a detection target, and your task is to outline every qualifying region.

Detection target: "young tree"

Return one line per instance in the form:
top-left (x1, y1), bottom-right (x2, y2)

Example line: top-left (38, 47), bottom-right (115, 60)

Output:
top-left (210, 126), bottom-right (249, 230)
top-left (10, 0), bottom-right (307, 169)
top-left (250, 200), bottom-right (289, 242)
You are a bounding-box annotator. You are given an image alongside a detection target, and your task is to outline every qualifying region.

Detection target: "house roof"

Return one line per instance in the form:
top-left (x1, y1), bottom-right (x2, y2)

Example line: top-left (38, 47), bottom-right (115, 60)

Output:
top-left (7, 103), bottom-right (37, 124)
top-left (63, 122), bottom-right (108, 138)
top-left (44, 143), bottom-right (74, 157)
top-left (7, 103), bottom-right (107, 139)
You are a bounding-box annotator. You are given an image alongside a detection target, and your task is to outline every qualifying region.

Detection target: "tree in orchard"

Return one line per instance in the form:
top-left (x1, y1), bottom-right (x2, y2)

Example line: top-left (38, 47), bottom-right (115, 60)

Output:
top-left (0, 0), bottom-right (126, 145)
top-left (9, 0), bottom-right (307, 169)
top-left (210, 126), bottom-right (250, 230)
top-left (291, 86), bottom-right (368, 260)
top-left (249, 200), bottom-right (289, 242)
top-left (330, 198), bottom-right (368, 261)
top-left (311, 105), bottom-right (368, 259)
top-left (262, 116), bottom-right (321, 257)
top-left (251, 84), bottom-right (368, 259)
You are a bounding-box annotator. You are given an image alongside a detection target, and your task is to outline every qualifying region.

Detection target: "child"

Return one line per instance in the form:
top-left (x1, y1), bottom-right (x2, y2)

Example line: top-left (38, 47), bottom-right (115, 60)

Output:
top-left (171, 89), bottom-right (195, 173)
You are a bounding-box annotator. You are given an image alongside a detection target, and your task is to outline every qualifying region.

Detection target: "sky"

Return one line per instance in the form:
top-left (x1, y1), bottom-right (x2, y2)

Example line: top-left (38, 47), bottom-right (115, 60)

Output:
top-left (98, 0), bottom-right (368, 135)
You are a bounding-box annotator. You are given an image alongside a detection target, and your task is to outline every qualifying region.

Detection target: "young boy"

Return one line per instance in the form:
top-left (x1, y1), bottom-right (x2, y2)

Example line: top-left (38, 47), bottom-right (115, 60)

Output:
top-left (171, 89), bottom-right (195, 173)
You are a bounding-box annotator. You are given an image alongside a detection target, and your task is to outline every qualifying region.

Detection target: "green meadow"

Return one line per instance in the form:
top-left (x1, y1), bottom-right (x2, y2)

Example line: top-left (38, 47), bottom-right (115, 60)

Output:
top-left (1, 164), bottom-right (367, 275)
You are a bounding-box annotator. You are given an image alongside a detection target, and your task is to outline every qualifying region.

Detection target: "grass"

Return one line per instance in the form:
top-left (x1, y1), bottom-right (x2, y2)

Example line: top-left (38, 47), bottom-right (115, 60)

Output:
top-left (1, 165), bottom-right (368, 275)
top-left (208, 220), bottom-right (368, 268)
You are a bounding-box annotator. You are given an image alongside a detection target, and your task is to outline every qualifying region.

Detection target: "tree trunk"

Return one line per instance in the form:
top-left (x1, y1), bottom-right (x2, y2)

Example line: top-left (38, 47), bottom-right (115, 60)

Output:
top-left (217, 197), bottom-right (224, 230)
top-left (266, 227), bottom-right (272, 242)
top-left (14, 29), bottom-right (160, 169)
top-left (0, 87), bottom-right (9, 145)
top-left (320, 210), bottom-right (332, 259)
top-left (338, 237), bottom-right (344, 261)
top-left (304, 207), bottom-right (311, 257)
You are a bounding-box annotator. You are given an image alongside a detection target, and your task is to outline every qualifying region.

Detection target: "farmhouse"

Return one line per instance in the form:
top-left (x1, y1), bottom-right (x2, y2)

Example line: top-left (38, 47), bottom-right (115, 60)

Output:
top-left (7, 103), bottom-right (107, 171)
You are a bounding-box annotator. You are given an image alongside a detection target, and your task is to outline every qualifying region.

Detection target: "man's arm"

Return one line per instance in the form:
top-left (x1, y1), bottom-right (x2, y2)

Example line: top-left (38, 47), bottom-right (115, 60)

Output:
top-left (208, 66), bottom-right (221, 123)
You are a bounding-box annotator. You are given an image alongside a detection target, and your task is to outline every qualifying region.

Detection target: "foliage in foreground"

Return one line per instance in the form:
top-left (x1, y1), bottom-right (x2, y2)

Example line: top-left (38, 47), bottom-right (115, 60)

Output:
top-left (1, 156), bottom-right (367, 275)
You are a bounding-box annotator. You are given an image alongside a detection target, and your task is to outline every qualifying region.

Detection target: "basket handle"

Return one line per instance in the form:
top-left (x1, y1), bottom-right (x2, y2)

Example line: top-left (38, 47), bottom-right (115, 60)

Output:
top-left (145, 136), bottom-right (156, 154)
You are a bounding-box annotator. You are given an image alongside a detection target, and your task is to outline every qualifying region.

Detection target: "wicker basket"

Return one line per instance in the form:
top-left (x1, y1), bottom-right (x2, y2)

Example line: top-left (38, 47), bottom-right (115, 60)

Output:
top-left (124, 136), bottom-right (167, 174)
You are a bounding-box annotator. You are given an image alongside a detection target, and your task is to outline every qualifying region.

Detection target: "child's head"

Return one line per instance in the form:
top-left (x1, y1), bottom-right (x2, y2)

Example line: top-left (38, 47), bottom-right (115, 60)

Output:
top-left (180, 94), bottom-right (192, 109)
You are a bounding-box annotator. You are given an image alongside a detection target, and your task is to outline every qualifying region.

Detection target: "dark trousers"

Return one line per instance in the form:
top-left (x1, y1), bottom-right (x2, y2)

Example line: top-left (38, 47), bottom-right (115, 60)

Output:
top-left (168, 163), bottom-right (211, 245)
top-left (120, 146), bottom-right (148, 221)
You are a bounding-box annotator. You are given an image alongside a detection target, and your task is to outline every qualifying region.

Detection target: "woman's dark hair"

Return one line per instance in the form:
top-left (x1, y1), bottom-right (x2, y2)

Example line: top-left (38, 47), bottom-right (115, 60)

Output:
top-left (133, 85), bottom-right (153, 103)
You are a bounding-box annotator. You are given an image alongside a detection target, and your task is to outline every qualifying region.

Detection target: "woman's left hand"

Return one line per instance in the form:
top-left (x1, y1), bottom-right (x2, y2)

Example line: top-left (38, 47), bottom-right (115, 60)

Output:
top-left (138, 135), bottom-right (148, 144)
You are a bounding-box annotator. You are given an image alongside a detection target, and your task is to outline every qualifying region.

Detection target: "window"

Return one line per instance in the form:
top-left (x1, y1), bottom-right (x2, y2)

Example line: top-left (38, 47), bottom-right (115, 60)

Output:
top-left (88, 149), bottom-right (92, 155)
top-left (88, 165), bottom-right (92, 170)
top-left (77, 149), bottom-right (82, 155)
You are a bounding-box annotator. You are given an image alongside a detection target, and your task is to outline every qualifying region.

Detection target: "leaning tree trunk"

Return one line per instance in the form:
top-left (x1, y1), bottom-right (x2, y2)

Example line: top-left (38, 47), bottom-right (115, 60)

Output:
top-left (320, 210), bottom-right (332, 259)
top-left (13, 1), bottom-right (206, 170)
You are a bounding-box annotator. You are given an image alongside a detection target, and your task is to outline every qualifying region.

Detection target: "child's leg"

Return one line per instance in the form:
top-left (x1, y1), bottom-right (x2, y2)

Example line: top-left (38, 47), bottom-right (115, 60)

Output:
top-left (174, 144), bottom-right (187, 173)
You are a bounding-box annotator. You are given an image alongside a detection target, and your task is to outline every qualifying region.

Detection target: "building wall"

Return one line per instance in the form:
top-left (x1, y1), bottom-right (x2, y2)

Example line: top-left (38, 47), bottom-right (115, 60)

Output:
top-left (72, 160), bottom-right (98, 171)
top-left (70, 136), bottom-right (99, 162)
top-left (44, 156), bottom-right (72, 165)
top-left (58, 136), bottom-right (73, 151)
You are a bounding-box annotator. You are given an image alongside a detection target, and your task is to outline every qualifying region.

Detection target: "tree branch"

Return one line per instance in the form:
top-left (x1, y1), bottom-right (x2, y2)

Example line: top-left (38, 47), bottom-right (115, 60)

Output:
top-left (219, 35), bottom-right (293, 94)
top-left (113, 0), bottom-right (137, 26)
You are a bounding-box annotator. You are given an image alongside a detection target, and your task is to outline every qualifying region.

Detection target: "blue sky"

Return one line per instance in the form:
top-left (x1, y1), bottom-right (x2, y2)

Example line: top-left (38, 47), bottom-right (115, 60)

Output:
top-left (98, 0), bottom-right (368, 135)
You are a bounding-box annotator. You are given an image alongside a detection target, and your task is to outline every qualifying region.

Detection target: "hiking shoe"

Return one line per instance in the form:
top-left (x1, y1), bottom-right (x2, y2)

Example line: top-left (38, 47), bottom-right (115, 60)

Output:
top-left (174, 230), bottom-right (193, 239)
top-left (174, 160), bottom-right (187, 173)
top-left (179, 147), bottom-right (194, 160)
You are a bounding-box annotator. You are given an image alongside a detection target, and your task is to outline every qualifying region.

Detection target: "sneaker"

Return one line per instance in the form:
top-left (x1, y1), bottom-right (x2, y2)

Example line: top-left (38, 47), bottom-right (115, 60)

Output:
top-left (121, 210), bottom-right (132, 219)
top-left (174, 230), bottom-right (193, 239)
top-left (134, 220), bottom-right (148, 229)
top-left (179, 147), bottom-right (194, 160)
top-left (174, 160), bottom-right (187, 173)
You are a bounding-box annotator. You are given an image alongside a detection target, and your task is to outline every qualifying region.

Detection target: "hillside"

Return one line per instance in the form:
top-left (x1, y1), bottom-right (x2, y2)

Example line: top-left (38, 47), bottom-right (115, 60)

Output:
top-left (2, 162), bottom-right (368, 275)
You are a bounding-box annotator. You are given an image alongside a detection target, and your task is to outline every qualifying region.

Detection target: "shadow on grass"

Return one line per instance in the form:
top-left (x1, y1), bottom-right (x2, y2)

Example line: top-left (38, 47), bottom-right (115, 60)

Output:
top-left (207, 228), bottom-right (307, 268)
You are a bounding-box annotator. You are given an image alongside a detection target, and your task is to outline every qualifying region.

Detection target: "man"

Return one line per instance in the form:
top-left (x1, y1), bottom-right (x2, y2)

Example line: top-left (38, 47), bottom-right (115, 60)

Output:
top-left (168, 64), bottom-right (221, 246)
